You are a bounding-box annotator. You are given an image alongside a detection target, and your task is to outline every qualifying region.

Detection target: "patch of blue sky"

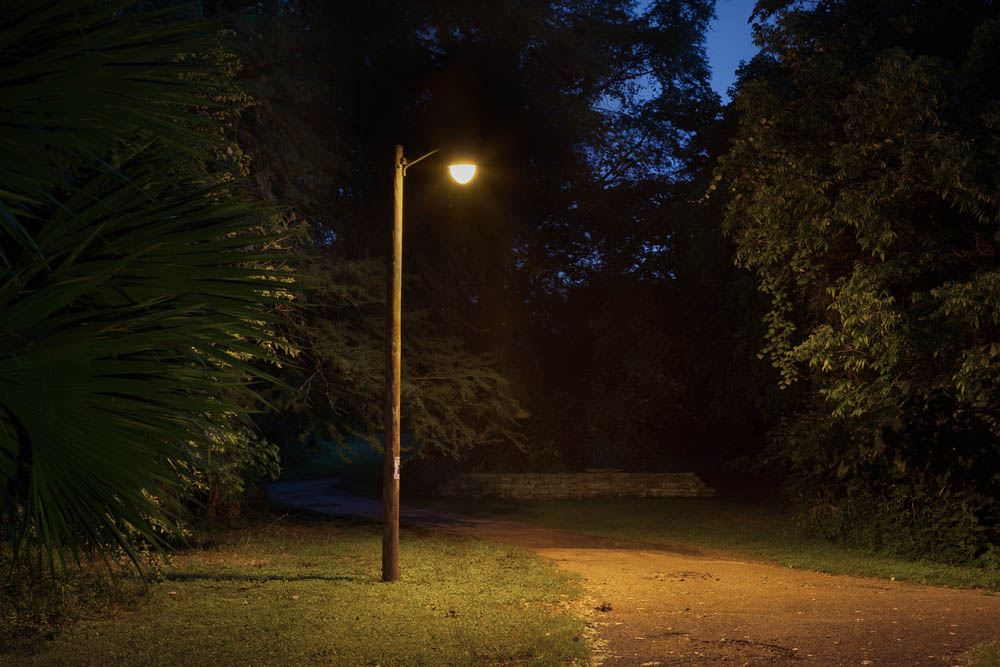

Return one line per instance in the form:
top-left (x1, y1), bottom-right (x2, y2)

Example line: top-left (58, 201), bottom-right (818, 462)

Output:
top-left (704, 0), bottom-right (759, 102)
top-left (632, 0), bottom-right (759, 103)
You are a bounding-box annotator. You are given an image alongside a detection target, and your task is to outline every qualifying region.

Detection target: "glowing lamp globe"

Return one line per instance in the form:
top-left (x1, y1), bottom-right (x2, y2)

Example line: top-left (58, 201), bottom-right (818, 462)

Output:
top-left (448, 163), bottom-right (476, 185)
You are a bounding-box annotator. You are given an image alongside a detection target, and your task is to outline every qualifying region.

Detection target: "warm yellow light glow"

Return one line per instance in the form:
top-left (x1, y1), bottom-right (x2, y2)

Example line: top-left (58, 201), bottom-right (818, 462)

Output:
top-left (448, 163), bottom-right (476, 184)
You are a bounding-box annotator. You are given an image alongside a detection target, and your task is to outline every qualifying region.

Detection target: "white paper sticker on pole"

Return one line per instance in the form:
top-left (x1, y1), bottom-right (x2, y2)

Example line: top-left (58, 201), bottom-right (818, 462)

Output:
top-left (394, 456), bottom-right (400, 480)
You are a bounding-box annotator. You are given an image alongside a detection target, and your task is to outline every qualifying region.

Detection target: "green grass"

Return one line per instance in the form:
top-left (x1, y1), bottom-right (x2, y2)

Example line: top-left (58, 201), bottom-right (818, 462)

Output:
top-left (2, 515), bottom-right (588, 666)
top-left (414, 495), bottom-right (1000, 591)
top-left (966, 641), bottom-right (1000, 667)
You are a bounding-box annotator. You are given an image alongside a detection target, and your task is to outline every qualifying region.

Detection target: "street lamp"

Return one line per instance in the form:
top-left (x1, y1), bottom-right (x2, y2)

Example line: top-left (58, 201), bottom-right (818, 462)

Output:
top-left (383, 144), bottom-right (476, 582)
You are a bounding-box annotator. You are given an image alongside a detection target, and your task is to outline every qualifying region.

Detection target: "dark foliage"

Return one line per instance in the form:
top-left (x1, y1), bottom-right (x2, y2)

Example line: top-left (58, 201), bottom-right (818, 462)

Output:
top-left (214, 0), bottom-right (734, 471)
top-left (0, 1), bottom-right (287, 568)
top-left (722, 0), bottom-right (1000, 561)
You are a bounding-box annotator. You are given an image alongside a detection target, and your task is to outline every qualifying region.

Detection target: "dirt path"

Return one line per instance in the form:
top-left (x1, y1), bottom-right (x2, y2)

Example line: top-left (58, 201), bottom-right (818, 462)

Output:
top-left (268, 479), bottom-right (1000, 666)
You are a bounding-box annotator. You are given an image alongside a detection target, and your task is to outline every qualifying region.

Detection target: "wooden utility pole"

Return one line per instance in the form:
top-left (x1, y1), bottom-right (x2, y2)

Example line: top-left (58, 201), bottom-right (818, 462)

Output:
top-left (383, 144), bottom-right (404, 582)
top-left (381, 144), bottom-right (473, 582)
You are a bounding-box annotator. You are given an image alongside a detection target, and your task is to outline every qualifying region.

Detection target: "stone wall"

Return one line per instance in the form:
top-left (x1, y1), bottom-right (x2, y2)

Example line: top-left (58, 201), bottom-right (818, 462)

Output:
top-left (438, 470), bottom-right (714, 500)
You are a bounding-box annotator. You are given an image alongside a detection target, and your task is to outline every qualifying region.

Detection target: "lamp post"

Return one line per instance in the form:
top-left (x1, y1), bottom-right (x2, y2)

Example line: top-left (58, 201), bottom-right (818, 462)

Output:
top-left (384, 144), bottom-right (476, 582)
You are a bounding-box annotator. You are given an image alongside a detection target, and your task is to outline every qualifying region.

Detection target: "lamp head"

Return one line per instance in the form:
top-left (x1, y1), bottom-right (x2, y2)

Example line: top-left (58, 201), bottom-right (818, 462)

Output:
top-left (448, 163), bottom-right (476, 185)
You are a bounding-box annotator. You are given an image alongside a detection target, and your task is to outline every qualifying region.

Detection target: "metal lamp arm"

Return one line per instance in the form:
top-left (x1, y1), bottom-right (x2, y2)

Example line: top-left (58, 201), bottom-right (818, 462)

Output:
top-left (401, 148), bottom-right (440, 175)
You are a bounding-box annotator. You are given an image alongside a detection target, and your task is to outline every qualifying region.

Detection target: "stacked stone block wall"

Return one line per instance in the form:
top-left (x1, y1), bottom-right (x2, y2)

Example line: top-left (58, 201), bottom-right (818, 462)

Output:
top-left (439, 471), bottom-right (714, 499)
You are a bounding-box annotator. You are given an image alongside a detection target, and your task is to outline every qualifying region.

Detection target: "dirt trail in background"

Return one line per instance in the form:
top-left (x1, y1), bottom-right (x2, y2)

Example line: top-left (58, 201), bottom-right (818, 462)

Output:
top-left (268, 479), bottom-right (1000, 666)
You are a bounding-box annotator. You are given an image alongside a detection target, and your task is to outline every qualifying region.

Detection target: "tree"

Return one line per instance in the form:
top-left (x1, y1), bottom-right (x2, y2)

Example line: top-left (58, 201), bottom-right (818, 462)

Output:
top-left (719, 0), bottom-right (1000, 560)
top-left (214, 0), bottom-right (726, 470)
top-left (212, 4), bottom-right (529, 463)
top-left (0, 1), bottom-right (288, 568)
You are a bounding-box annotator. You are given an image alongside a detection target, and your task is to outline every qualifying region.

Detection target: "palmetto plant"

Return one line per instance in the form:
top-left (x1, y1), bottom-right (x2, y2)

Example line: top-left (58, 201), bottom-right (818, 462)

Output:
top-left (0, 1), bottom-right (288, 569)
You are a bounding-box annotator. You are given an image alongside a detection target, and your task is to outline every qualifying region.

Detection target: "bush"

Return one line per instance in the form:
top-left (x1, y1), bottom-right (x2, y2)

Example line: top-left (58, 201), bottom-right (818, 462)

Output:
top-left (764, 390), bottom-right (1000, 566)
top-left (812, 484), bottom-right (992, 565)
top-left (0, 551), bottom-right (152, 654)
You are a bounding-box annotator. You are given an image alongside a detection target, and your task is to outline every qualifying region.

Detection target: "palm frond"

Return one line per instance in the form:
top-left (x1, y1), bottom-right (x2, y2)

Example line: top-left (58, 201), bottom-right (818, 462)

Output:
top-left (0, 2), bottom-right (291, 570)
top-left (0, 0), bottom-right (219, 260)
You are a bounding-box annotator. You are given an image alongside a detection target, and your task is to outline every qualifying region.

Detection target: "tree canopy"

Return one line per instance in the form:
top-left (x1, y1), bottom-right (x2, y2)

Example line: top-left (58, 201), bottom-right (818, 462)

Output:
top-left (4, 0), bottom-right (999, 569)
top-left (218, 0), bottom-right (727, 469)
top-left (719, 0), bottom-right (1000, 561)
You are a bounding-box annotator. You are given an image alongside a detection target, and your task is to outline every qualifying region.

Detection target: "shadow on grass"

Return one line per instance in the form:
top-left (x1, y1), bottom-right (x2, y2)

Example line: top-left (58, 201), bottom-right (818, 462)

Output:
top-left (163, 572), bottom-right (360, 583)
top-left (408, 496), bottom-right (545, 519)
top-left (264, 501), bottom-right (376, 524)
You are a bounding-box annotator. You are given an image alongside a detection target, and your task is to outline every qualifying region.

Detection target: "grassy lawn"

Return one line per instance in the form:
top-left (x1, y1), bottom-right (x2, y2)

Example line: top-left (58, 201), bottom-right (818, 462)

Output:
top-left (965, 641), bottom-right (1000, 667)
top-left (414, 495), bottom-right (1000, 591)
top-left (2, 514), bottom-right (589, 666)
